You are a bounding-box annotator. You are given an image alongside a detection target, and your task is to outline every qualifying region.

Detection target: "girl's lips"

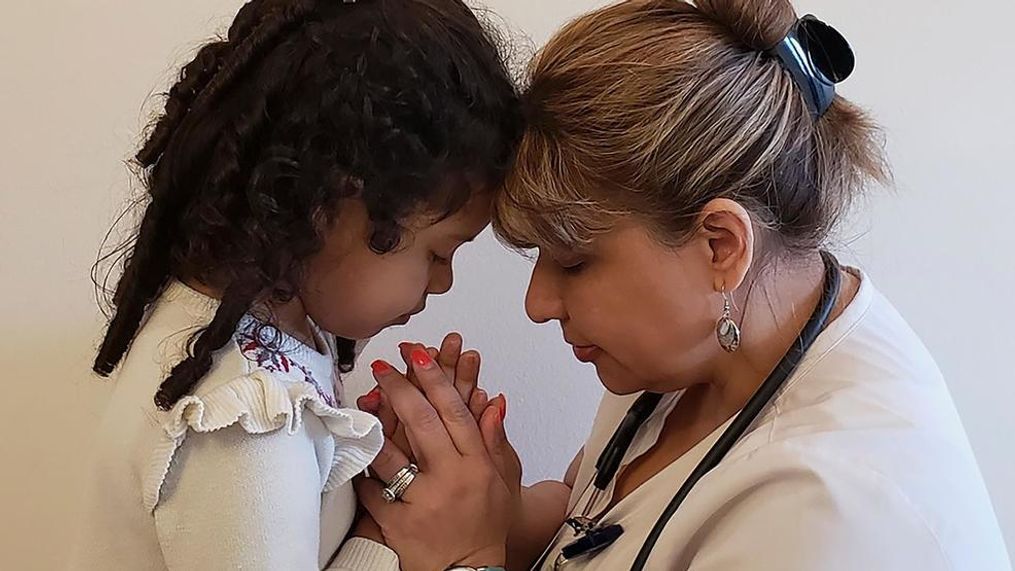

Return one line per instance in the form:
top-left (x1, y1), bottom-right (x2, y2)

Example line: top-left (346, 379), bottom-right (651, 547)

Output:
top-left (572, 345), bottom-right (603, 363)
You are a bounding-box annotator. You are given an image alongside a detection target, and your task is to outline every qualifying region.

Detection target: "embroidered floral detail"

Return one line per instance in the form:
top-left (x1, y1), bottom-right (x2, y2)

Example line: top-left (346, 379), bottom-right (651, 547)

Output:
top-left (237, 324), bottom-right (339, 408)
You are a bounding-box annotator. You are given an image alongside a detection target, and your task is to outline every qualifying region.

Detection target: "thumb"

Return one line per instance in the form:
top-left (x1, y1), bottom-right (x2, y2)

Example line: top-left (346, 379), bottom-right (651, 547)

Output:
top-left (481, 394), bottom-right (521, 495)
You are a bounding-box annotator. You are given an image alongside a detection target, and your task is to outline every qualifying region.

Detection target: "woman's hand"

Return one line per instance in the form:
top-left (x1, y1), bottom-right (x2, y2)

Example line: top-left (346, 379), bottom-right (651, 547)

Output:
top-left (355, 349), bottom-right (519, 571)
top-left (358, 333), bottom-right (489, 462)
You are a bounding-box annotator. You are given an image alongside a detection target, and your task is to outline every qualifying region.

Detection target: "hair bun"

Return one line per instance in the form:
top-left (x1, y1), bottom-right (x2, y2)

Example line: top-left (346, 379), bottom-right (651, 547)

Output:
top-left (695, 0), bottom-right (798, 51)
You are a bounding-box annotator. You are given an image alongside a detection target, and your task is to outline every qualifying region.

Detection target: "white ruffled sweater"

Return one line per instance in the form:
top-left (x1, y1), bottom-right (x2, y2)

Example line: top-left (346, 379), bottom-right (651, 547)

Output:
top-left (72, 281), bottom-right (399, 570)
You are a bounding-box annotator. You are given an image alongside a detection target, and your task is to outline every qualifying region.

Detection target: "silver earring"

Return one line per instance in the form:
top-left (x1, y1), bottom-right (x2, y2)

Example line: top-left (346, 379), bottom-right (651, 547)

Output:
top-left (716, 287), bottom-right (741, 353)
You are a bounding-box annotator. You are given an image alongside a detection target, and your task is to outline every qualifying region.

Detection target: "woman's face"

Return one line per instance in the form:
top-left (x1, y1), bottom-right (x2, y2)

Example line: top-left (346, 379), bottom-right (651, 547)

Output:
top-left (525, 217), bottom-right (740, 395)
top-left (300, 195), bottom-right (492, 340)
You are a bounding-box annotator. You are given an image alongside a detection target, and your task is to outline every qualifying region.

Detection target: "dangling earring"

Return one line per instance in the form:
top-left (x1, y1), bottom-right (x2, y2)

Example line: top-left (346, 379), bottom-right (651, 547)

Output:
top-left (716, 286), bottom-right (741, 353)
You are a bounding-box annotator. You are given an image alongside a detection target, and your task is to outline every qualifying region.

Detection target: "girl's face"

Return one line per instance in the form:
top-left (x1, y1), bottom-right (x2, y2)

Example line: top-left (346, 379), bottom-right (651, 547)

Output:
top-left (299, 195), bottom-right (492, 340)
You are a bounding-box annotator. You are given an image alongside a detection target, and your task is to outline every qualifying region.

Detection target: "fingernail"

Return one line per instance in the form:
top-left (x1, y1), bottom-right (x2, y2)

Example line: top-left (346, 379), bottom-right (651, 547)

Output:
top-left (411, 348), bottom-right (434, 369)
top-left (398, 342), bottom-right (412, 351)
top-left (371, 360), bottom-right (393, 376)
top-left (496, 394), bottom-right (507, 421)
top-left (357, 389), bottom-right (381, 411)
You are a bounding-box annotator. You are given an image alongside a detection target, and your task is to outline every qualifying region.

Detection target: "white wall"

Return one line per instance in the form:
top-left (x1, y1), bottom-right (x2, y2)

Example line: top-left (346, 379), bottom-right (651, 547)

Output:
top-left (1, 1), bottom-right (1011, 568)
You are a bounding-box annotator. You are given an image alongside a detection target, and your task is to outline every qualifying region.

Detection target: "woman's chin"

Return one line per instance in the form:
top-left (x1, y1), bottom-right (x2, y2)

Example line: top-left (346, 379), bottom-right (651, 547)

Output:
top-left (593, 358), bottom-right (644, 396)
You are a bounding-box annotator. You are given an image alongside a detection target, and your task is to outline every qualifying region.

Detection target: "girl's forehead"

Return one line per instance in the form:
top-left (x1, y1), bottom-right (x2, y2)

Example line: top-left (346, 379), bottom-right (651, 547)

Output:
top-left (413, 195), bottom-right (492, 237)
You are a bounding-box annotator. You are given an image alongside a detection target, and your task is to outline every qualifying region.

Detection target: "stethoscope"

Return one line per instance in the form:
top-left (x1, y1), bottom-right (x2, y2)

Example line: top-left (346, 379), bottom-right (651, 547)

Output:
top-left (532, 252), bottom-right (843, 570)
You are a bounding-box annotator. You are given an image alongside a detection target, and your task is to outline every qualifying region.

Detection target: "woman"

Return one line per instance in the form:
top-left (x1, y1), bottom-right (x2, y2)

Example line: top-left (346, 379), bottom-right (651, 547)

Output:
top-left (351, 0), bottom-right (1011, 569)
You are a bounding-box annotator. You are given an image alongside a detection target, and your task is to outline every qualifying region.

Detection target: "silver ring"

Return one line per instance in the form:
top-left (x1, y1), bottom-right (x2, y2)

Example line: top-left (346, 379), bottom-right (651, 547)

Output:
top-left (381, 463), bottom-right (419, 503)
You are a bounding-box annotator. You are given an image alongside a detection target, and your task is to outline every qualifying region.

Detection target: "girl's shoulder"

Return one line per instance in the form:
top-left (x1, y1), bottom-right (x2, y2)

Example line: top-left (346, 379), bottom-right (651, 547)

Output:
top-left (110, 281), bottom-right (383, 512)
top-left (128, 281), bottom-right (342, 405)
top-left (143, 363), bottom-right (383, 512)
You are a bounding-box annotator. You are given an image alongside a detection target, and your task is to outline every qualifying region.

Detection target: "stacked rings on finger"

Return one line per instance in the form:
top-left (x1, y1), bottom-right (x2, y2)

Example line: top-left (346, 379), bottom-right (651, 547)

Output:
top-left (382, 463), bottom-right (419, 503)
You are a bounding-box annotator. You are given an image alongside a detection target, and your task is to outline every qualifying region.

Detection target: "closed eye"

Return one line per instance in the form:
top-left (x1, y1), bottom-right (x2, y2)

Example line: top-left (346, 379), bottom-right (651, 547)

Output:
top-left (560, 259), bottom-right (586, 275)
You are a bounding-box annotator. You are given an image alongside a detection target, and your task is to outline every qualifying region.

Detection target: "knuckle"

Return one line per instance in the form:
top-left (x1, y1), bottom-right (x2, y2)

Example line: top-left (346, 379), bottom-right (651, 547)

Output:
top-left (373, 446), bottom-right (398, 470)
top-left (410, 406), bottom-right (444, 433)
top-left (443, 399), bottom-right (474, 424)
top-left (417, 365), bottom-right (448, 385)
top-left (478, 464), bottom-right (498, 482)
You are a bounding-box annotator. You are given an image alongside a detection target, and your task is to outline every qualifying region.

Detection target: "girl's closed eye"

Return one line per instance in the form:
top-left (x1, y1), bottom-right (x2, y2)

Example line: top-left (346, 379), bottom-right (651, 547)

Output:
top-left (433, 238), bottom-right (470, 266)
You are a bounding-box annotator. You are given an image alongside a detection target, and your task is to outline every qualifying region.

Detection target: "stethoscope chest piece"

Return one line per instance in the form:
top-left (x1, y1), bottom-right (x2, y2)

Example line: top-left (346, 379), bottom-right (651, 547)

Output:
top-left (555, 522), bottom-right (625, 568)
top-left (564, 516), bottom-right (598, 535)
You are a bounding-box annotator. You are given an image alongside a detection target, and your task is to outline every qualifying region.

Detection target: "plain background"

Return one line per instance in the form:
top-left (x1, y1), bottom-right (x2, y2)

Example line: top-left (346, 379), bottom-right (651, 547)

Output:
top-left (1, 0), bottom-right (1012, 568)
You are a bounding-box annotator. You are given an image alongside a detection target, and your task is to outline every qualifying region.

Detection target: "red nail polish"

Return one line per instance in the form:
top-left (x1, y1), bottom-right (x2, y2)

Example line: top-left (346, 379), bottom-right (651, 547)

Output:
top-left (358, 385), bottom-right (381, 407)
top-left (411, 348), bottom-right (433, 369)
top-left (496, 394), bottom-right (507, 421)
top-left (371, 360), bottom-right (392, 376)
top-left (358, 394), bottom-right (380, 412)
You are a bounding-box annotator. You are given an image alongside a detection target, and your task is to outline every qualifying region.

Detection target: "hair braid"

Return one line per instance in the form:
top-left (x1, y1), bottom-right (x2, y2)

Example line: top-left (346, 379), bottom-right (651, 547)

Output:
top-left (154, 281), bottom-right (261, 409)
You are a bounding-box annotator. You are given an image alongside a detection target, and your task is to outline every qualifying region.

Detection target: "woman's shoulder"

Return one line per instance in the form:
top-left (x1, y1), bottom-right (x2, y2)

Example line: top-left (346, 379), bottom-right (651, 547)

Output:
top-left (697, 433), bottom-right (1010, 570)
top-left (680, 441), bottom-right (952, 570)
top-left (717, 271), bottom-right (1009, 569)
top-left (735, 275), bottom-right (987, 509)
top-left (765, 269), bottom-right (964, 448)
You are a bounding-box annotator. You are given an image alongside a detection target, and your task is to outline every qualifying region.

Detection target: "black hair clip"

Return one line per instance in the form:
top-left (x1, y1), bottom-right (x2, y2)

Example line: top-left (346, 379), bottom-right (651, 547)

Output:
top-left (767, 15), bottom-right (855, 118)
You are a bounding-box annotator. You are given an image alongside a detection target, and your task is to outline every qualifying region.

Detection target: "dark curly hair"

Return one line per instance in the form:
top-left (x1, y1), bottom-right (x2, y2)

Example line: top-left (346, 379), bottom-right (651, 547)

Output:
top-left (93, 0), bottom-right (522, 410)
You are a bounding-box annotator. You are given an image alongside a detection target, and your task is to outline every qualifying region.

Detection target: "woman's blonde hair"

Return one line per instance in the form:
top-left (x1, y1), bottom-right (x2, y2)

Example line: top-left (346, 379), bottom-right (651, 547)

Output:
top-left (494, 0), bottom-right (889, 255)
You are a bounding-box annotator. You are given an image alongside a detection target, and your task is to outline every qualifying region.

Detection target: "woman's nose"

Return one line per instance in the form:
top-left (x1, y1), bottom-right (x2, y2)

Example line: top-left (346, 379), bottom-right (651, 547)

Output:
top-left (525, 256), bottom-right (566, 324)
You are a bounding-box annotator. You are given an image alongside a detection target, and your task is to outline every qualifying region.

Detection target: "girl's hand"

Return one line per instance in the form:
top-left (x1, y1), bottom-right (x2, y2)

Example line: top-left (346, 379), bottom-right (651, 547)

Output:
top-left (355, 349), bottom-right (518, 571)
top-left (349, 503), bottom-right (386, 544)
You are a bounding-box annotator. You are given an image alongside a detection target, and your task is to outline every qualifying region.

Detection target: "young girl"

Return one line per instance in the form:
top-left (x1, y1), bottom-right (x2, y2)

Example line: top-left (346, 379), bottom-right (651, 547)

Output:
top-left (72, 0), bottom-right (520, 569)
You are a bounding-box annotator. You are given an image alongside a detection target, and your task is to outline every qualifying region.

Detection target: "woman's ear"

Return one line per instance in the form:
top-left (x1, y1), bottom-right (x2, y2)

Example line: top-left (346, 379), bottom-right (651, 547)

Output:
top-left (696, 198), bottom-right (754, 292)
